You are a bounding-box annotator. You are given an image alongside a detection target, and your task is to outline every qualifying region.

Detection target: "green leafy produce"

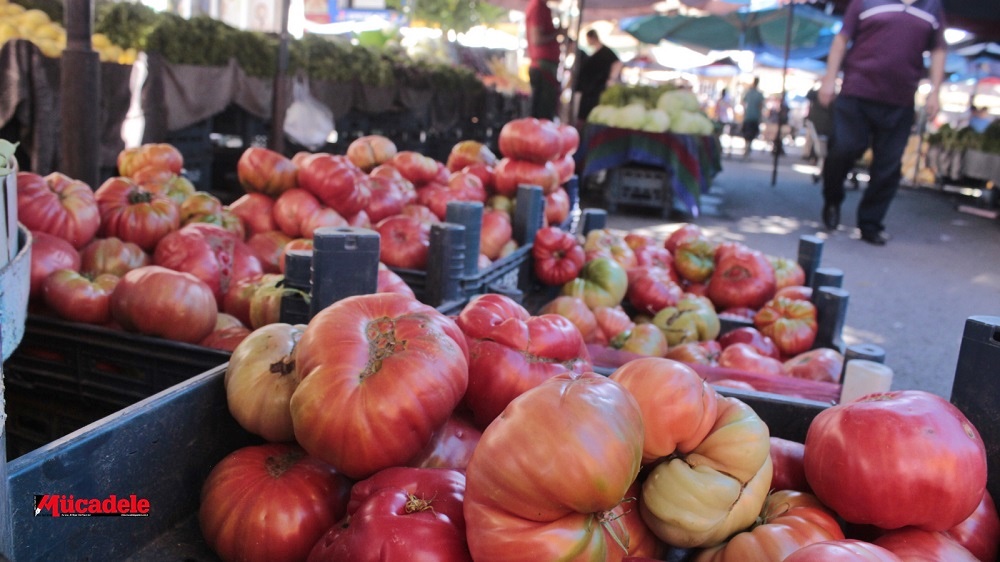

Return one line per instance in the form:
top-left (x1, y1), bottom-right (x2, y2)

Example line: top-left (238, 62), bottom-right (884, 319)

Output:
top-left (95, 2), bottom-right (160, 51)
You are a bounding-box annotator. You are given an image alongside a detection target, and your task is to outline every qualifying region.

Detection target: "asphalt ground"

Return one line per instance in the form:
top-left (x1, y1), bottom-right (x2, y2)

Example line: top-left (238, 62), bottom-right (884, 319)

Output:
top-left (586, 138), bottom-right (1000, 399)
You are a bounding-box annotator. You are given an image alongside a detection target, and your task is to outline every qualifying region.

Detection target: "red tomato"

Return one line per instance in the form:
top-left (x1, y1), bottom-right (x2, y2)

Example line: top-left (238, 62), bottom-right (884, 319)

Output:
top-left (706, 244), bottom-right (777, 311)
top-left (272, 188), bottom-right (322, 238)
top-left (945, 491), bottom-right (1000, 562)
top-left (538, 295), bottom-right (600, 343)
top-left (874, 528), bottom-right (980, 561)
top-left (407, 414), bottom-right (482, 470)
top-left (389, 151), bottom-right (440, 186)
top-left (179, 191), bottom-right (224, 225)
top-left (365, 174), bottom-right (414, 224)
top-left (783, 348), bottom-right (844, 383)
top-left (400, 203), bottom-right (441, 224)
top-left (544, 186), bottom-right (571, 227)
top-left (557, 122), bottom-right (581, 157)
top-left (222, 275), bottom-right (262, 327)
top-left (583, 228), bottom-right (638, 270)
top-left (153, 223), bottom-right (263, 303)
top-left (497, 117), bottom-right (563, 163)
top-left (225, 323), bottom-right (305, 442)
top-left (447, 170), bottom-right (487, 202)
top-left (346, 135), bottom-right (398, 172)
top-left (79, 236), bottom-right (150, 277)
top-left (492, 157), bottom-right (559, 196)
top-left (376, 263), bottom-right (416, 298)
top-left (94, 176), bottom-right (181, 252)
top-left (532, 226), bottom-right (585, 286)
top-left (236, 148), bottom-right (299, 198)
top-left (199, 325), bottom-right (250, 352)
top-left (718, 342), bottom-right (784, 376)
top-left (248, 273), bottom-right (285, 329)
top-left (783, 539), bottom-right (902, 562)
top-left (200, 443), bottom-right (352, 562)
top-left (291, 293), bottom-right (469, 479)
top-left (309, 467), bottom-right (471, 562)
top-left (776, 284), bottom-right (814, 301)
top-left (301, 206), bottom-right (348, 239)
top-left (718, 326), bottom-right (781, 359)
top-left (594, 305), bottom-right (636, 344)
top-left (754, 296), bottom-right (818, 357)
top-left (769, 436), bottom-right (810, 493)
top-left (627, 266), bottom-right (684, 315)
top-left (552, 153), bottom-right (576, 185)
top-left (635, 245), bottom-right (674, 271)
top-left (298, 153), bottom-right (372, 216)
top-left (416, 182), bottom-right (458, 221)
top-left (42, 270), bottom-right (119, 325)
top-left (804, 390), bottom-right (988, 531)
top-left (464, 371), bottom-right (644, 562)
top-left (28, 231), bottom-right (81, 297)
top-left (664, 223), bottom-right (703, 254)
top-left (137, 169), bottom-right (197, 207)
top-left (456, 294), bottom-right (593, 428)
top-left (228, 192), bottom-right (277, 237)
top-left (463, 162), bottom-right (495, 193)
top-left (376, 215), bottom-right (431, 270)
top-left (16, 171), bottom-right (100, 249)
top-left (247, 230), bottom-right (292, 274)
top-left (480, 208), bottom-right (513, 261)
top-left (447, 140), bottom-right (497, 172)
top-left (693, 490), bottom-right (845, 561)
top-left (117, 143), bottom-right (183, 177)
top-left (110, 265), bottom-right (218, 343)
top-left (665, 340), bottom-right (722, 365)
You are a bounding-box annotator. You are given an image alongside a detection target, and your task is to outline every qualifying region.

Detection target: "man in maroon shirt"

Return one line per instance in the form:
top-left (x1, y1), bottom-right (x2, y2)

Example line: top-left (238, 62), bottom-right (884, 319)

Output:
top-left (818, 0), bottom-right (947, 245)
top-left (525, 0), bottom-right (565, 120)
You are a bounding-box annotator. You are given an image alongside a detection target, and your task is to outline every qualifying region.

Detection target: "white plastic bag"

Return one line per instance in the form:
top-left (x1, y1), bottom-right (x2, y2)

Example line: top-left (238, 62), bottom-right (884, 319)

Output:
top-left (284, 77), bottom-right (335, 150)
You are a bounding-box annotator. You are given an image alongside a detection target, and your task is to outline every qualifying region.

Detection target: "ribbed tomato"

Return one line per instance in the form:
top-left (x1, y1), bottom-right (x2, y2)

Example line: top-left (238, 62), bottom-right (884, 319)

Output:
top-left (16, 171), bottom-right (100, 248)
top-left (95, 176), bottom-right (180, 252)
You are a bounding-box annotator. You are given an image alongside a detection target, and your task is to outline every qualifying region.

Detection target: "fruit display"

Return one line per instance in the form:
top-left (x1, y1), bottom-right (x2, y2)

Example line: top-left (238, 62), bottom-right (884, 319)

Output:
top-left (587, 83), bottom-right (716, 136)
top-left (0, 1), bottom-right (136, 62)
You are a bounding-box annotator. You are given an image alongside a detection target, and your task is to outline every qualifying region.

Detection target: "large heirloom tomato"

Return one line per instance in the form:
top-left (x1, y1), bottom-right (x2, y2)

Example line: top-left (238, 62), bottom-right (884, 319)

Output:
top-left (297, 153), bottom-right (372, 216)
top-left (673, 238), bottom-right (716, 283)
top-left (627, 267), bottom-right (683, 315)
top-left (538, 296), bottom-right (600, 343)
top-left (447, 140), bottom-right (498, 172)
top-left (464, 372), bottom-right (644, 562)
top-left (110, 265), bottom-right (217, 343)
top-left (291, 293), bottom-right (469, 480)
top-left (583, 229), bottom-right (638, 270)
top-left (225, 323), bottom-right (306, 443)
top-left (117, 143), bottom-right (183, 177)
top-left (95, 176), bottom-right (181, 251)
top-left (784, 540), bottom-right (902, 562)
top-left (456, 294), bottom-right (593, 428)
top-left (561, 256), bottom-right (629, 309)
top-left (651, 293), bottom-right (721, 346)
top-left (706, 244), bottom-right (777, 311)
top-left (137, 169), bottom-right (197, 206)
top-left (873, 528), bottom-right (980, 562)
top-left (153, 223), bottom-right (263, 302)
top-left (200, 443), bottom-right (352, 562)
top-left (16, 171), bottom-right (100, 248)
top-left (497, 117), bottom-right (563, 164)
top-left (693, 490), bottom-right (845, 562)
top-left (237, 147), bottom-right (299, 197)
top-left (492, 158), bottom-right (559, 196)
top-left (376, 215), bottom-right (431, 270)
top-left (804, 390), bottom-right (988, 531)
top-left (308, 467), bottom-right (472, 562)
top-left (389, 150), bottom-right (440, 185)
top-left (228, 192), bottom-right (277, 236)
top-left (753, 296), bottom-right (818, 357)
top-left (42, 270), bottom-right (119, 325)
top-left (945, 491), bottom-right (1000, 562)
top-left (366, 173), bottom-right (415, 224)
top-left (79, 237), bottom-right (150, 277)
top-left (28, 231), bottom-right (81, 297)
top-left (532, 226), bottom-right (585, 286)
top-left (407, 414), bottom-right (482, 470)
top-left (346, 134), bottom-right (398, 172)
top-left (272, 188), bottom-right (321, 238)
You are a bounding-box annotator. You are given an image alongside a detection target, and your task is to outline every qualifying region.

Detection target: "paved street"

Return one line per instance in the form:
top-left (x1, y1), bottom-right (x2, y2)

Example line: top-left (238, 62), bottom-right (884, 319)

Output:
top-left (592, 141), bottom-right (1000, 399)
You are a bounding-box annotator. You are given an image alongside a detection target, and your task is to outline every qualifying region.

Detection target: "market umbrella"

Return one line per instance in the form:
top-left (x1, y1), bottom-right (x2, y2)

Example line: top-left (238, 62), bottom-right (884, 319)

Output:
top-left (952, 42), bottom-right (1000, 109)
top-left (683, 56), bottom-right (743, 77)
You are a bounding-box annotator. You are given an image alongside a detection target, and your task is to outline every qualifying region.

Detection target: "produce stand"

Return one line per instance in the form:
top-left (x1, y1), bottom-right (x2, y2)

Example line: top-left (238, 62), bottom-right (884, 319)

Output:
top-left (577, 124), bottom-right (722, 218)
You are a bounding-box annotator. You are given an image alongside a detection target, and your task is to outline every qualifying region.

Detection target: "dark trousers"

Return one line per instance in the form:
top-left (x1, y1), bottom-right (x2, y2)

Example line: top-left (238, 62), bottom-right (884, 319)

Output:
top-left (529, 66), bottom-right (559, 121)
top-left (822, 95), bottom-right (914, 235)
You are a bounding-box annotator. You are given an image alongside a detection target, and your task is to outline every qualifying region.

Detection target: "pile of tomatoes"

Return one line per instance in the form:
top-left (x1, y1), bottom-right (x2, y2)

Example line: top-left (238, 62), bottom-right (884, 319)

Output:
top-left (206, 290), bottom-right (997, 562)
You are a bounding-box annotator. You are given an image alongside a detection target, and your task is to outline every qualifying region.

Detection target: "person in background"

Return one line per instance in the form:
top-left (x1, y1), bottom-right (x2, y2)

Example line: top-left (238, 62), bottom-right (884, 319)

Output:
top-left (818, 0), bottom-right (946, 246)
top-left (741, 77), bottom-right (765, 159)
top-left (715, 88), bottom-right (734, 133)
top-left (575, 28), bottom-right (621, 125)
top-left (969, 106), bottom-right (994, 133)
top-left (525, 0), bottom-right (566, 120)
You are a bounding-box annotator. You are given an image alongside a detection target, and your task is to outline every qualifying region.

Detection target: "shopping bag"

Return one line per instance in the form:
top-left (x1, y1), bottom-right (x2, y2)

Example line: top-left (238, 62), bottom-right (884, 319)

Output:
top-left (283, 77), bottom-right (335, 150)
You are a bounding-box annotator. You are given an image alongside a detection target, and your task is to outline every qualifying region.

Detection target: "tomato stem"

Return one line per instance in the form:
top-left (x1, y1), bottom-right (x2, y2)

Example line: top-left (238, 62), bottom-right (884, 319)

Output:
top-left (269, 355), bottom-right (296, 376)
top-left (361, 317), bottom-right (399, 380)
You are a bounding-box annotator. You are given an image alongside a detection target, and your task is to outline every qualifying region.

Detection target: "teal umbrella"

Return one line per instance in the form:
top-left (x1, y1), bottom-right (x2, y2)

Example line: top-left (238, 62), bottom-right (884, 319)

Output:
top-left (621, 5), bottom-right (840, 60)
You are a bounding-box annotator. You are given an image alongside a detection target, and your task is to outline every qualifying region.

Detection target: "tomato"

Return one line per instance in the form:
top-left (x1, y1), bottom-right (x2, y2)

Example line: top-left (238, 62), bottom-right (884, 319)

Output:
top-left (480, 208), bottom-right (513, 261)
top-left (153, 223), bottom-right (263, 303)
top-left (447, 140), bottom-right (497, 172)
top-left (783, 348), bottom-right (843, 383)
top-left (117, 143), bottom-right (183, 177)
top-left (301, 206), bottom-right (348, 238)
top-left (673, 238), bottom-right (716, 283)
top-left (557, 122), bottom-right (581, 157)
top-left (538, 295), bottom-right (600, 343)
top-left (235, 146), bottom-right (298, 198)
top-left (376, 215), bottom-right (431, 270)
top-left (634, 245), bottom-right (674, 271)
top-left (199, 325), bottom-right (251, 352)
top-left (594, 305), bottom-right (636, 345)
top-left (134, 168), bottom-right (197, 206)
top-left (214, 312), bottom-right (247, 331)
top-left (457, 294), bottom-right (592, 428)
top-left (776, 284), bottom-right (814, 301)
top-left (272, 188), bottom-right (322, 238)
top-left (94, 176), bottom-right (181, 252)
top-left (651, 293), bottom-right (721, 347)
top-left (562, 256), bottom-right (629, 309)
top-left (665, 340), bottom-right (722, 365)
top-left (718, 326), bottom-right (781, 359)
top-left (365, 174), bottom-right (414, 224)
top-left (552, 153), bottom-right (576, 186)
top-left (291, 293), bottom-right (469, 479)
top-left (408, 413), bottom-right (482, 470)
top-left (492, 157), bottom-right (559, 197)
top-left (28, 231), bottom-right (81, 297)
top-left (616, 482), bottom-right (668, 559)
top-left (532, 226), bottom-right (585, 286)
top-left (389, 151), bottom-right (440, 186)
top-left (583, 229), bottom-right (638, 270)
top-left (110, 265), bottom-right (218, 343)
top-left (769, 255), bottom-right (806, 290)
top-left (446, 170), bottom-right (487, 202)
top-left (718, 342), bottom-right (784, 376)
top-left (42, 270), bottom-right (119, 325)
top-left (200, 443), bottom-right (352, 562)
top-left (609, 357), bottom-right (718, 464)
top-left (641, 396), bottom-right (773, 548)
top-left (223, 275), bottom-right (262, 327)
top-left (376, 263), bottom-right (416, 298)
top-left (464, 371), bottom-right (644, 562)
top-left (693, 490), bottom-right (844, 561)
top-left (545, 186), bottom-right (571, 226)
top-left (176, 191), bottom-right (220, 224)
top-left (247, 230), bottom-right (292, 274)
top-left (346, 135), bottom-right (398, 172)
top-left (753, 296), bottom-right (819, 358)
top-left (228, 192), bottom-right (277, 237)
top-left (497, 117), bottom-right (563, 164)
top-left (706, 244), bottom-right (777, 311)
top-left (804, 390), bottom-right (988, 531)
top-left (225, 323), bottom-right (306, 442)
top-left (400, 203), bottom-right (441, 224)
top-left (627, 266), bottom-right (683, 315)
top-left (664, 223), bottom-right (703, 254)
top-left (17, 171), bottom-right (100, 249)
top-left (309, 467), bottom-right (471, 562)
top-left (78, 237), bottom-right (148, 278)
top-left (945, 491), bottom-right (1000, 562)
top-left (784, 539), bottom-right (902, 562)
top-left (874, 528), bottom-right (980, 561)
top-left (769, 436), bottom-right (810, 493)
top-left (298, 153), bottom-right (372, 217)
top-left (248, 273), bottom-right (286, 329)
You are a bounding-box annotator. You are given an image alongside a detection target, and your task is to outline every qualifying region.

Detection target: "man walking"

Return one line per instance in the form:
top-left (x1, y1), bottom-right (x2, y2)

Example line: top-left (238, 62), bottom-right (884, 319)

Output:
top-left (741, 77), bottom-right (765, 159)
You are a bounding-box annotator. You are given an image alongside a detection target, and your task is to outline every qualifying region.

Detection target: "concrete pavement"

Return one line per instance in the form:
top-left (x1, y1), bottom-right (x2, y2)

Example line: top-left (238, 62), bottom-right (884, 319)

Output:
top-left (592, 141), bottom-right (1000, 399)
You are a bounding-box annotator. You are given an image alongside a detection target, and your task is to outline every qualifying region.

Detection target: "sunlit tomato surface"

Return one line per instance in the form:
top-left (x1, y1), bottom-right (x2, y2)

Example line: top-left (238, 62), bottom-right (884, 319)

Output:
top-left (16, 171), bottom-right (100, 248)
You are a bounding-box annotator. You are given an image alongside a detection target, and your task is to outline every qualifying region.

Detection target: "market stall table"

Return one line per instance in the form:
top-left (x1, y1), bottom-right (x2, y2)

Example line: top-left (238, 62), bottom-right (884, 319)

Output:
top-left (578, 124), bottom-right (722, 218)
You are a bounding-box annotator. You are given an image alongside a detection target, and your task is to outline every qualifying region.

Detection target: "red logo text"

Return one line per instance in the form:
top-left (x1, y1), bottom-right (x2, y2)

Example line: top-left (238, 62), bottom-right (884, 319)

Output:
top-left (33, 494), bottom-right (151, 517)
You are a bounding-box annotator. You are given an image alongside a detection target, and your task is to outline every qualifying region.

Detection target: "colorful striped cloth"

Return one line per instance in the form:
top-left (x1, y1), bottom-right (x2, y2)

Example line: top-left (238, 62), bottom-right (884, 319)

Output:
top-left (578, 124), bottom-right (722, 216)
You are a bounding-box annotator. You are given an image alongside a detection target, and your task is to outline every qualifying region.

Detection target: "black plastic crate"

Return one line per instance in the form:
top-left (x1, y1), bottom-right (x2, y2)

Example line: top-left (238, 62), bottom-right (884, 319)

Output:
top-left (607, 164), bottom-right (673, 218)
